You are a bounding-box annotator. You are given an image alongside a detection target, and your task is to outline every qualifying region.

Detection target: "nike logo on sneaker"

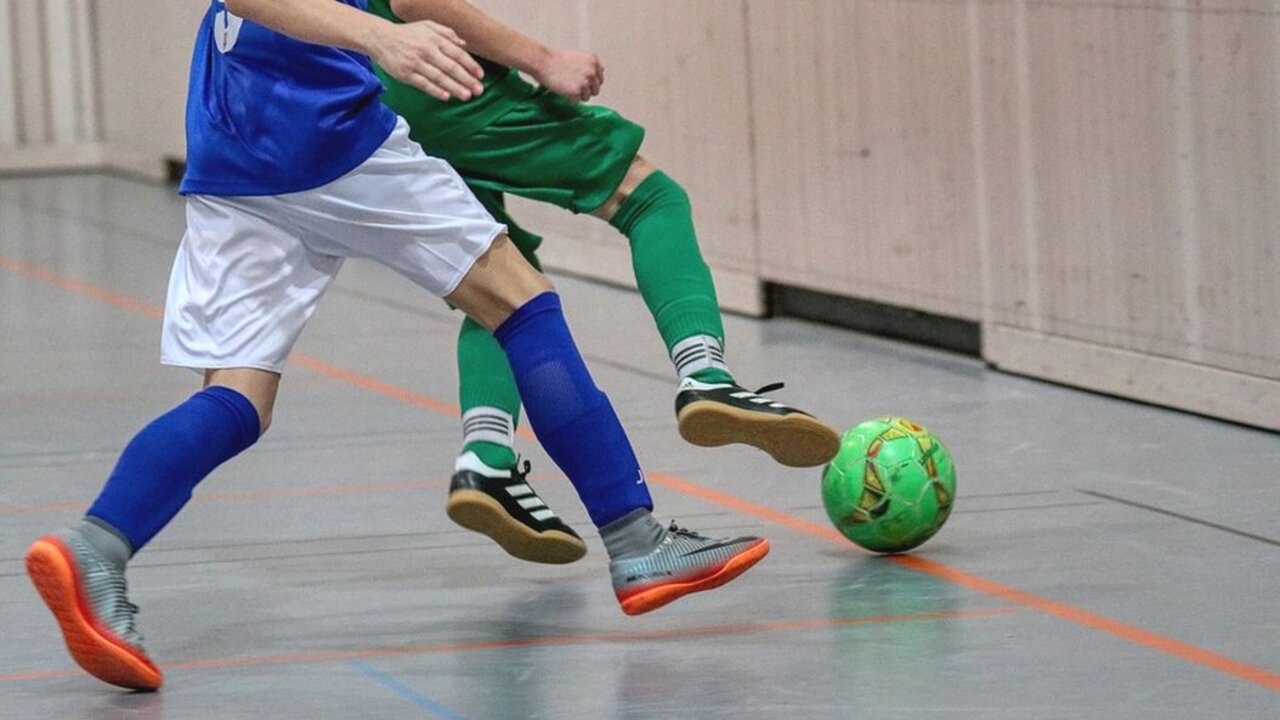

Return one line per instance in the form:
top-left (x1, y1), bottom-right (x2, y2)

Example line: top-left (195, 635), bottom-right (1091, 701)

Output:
top-left (625, 570), bottom-right (675, 583)
top-left (679, 539), bottom-right (750, 557)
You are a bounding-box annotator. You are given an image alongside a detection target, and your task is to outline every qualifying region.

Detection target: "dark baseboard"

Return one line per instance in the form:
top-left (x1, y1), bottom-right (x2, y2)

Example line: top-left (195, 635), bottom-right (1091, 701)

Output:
top-left (164, 157), bottom-right (186, 184)
top-left (767, 283), bottom-right (981, 357)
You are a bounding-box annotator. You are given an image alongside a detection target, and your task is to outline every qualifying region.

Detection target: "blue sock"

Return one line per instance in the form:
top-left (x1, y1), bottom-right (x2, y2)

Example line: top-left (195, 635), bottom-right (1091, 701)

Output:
top-left (494, 292), bottom-right (653, 527)
top-left (86, 385), bottom-right (261, 553)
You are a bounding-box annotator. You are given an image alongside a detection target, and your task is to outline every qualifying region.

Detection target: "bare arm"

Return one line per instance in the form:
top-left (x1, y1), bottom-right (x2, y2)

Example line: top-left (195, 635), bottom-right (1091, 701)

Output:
top-left (224, 0), bottom-right (484, 101)
top-left (389, 0), bottom-right (603, 102)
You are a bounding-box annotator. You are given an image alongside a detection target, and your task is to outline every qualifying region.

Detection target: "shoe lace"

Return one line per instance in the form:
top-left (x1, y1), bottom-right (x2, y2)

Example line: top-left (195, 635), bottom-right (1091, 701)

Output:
top-left (513, 458), bottom-right (533, 480)
top-left (103, 567), bottom-right (143, 643)
top-left (666, 522), bottom-right (708, 540)
top-left (753, 382), bottom-right (785, 395)
top-left (113, 576), bottom-right (142, 640)
top-left (123, 602), bottom-right (142, 639)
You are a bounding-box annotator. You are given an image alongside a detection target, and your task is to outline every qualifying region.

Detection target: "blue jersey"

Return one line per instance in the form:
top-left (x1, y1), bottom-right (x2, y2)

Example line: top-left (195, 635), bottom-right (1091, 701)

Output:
top-left (180, 0), bottom-right (397, 196)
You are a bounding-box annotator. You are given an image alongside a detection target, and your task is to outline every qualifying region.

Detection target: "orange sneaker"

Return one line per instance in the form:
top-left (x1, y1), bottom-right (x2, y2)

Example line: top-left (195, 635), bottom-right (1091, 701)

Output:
top-left (25, 532), bottom-right (163, 691)
top-left (610, 523), bottom-right (770, 616)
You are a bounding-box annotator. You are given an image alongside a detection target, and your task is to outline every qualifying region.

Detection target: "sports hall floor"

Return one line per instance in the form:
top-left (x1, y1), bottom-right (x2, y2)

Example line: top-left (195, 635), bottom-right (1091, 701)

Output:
top-left (1, 173), bottom-right (1277, 719)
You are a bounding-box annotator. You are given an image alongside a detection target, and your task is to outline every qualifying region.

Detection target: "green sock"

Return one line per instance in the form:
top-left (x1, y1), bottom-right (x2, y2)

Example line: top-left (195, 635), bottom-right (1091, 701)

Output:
top-left (609, 172), bottom-right (733, 382)
top-left (456, 316), bottom-right (521, 470)
top-left (690, 366), bottom-right (734, 385)
top-left (463, 440), bottom-right (517, 471)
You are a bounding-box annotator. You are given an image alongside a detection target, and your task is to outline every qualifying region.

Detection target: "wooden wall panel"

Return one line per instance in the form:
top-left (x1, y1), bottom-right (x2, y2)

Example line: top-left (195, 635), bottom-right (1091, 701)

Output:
top-left (0, 0), bottom-right (17, 147)
top-left (71, 0), bottom-right (99, 142)
top-left (1184, 12), bottom-right (1280, 379)
top-left (12, 0), bottom-right (49, 146)
top-left (981, 0), bottom-right (1280, 427)
top-left (43, 0), bottom-right (80, 144)
top-left (93, 0), bottom-right (204, 177)
top-left (1023, 6), bottom-right (1191, 357)
top-left (984, 2), bottom-right (1280, 381)
top-left (0, 0), bottom-right (1273, 424)
top-left (0, 0), bottom-right (101, 170)
top-left (747, 0), bottom-right (983, 320)
top-left (471, 0), bottom-right (580, 50)
top-left (971, 1), bottom-right (1029, 330)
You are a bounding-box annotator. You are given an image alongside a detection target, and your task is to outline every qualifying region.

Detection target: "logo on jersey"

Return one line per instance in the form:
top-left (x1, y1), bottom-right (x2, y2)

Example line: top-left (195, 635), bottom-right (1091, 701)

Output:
top-left (214, 0), bottom-right (243, 54)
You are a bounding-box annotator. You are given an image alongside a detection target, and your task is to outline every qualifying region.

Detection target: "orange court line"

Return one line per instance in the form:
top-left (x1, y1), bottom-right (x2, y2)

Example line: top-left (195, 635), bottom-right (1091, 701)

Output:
top-left (0, 480), bottom-right (450, 516)
top-left (647, 473), bottom-right (1280, 692)
top-left (4, 255), bottom-right (1279, 693)
top-left (891, 554), bottom-right (1280, 693)
top-left (0, 608), bottom-right (1014, 682)
top-left (0, 256), bottom-right (164, 320)
top-left (289, 355), bottom-right (462, 420)
top-left (0, 254), bottom-right (538, 441)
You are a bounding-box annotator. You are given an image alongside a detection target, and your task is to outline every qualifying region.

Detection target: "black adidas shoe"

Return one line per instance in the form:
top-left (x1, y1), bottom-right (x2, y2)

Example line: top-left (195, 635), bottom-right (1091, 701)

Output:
top-left (675, 379), bottom-right (841, 468)
top-left (446, 453), bottom-right (587, 564)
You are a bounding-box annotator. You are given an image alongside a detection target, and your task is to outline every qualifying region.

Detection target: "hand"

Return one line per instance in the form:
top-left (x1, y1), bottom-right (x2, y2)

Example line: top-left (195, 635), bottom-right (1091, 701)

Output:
top-left (533, 48), bottom-right (604, 103)
top-left (366, 20), bottom-right (484, 101)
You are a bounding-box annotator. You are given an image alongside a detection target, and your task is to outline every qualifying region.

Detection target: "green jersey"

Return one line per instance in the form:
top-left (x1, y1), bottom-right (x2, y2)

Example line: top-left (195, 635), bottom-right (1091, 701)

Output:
top-left (365, 0), bottom-right (538, 144)
top-left (363, 0), bottom-right (645, 219)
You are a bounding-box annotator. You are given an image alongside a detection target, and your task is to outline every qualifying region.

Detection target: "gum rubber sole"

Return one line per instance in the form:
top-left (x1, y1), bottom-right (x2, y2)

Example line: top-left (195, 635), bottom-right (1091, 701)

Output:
top-left (617, 538), bottom-right (771, 616)
top-left (25, 537), bottom-right (163, 691)
top-left (447, 490), bottom-right (587, 565)
top-left (677, 402), bottom-right (841, 468)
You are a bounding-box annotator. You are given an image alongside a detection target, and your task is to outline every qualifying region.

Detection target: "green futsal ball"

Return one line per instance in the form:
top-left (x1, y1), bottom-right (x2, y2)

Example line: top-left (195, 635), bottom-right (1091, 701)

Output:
top-left (821, 417), bottom-right (956, 553)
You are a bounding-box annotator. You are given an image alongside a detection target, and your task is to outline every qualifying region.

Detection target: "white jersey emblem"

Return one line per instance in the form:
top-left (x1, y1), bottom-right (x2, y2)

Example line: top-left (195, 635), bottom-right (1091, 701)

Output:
top-left (214, 0), bottom-right (243, 54)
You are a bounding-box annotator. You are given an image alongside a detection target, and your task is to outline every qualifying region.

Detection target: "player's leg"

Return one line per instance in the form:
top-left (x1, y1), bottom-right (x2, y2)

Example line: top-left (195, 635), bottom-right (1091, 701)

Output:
top-left (453, 188), bottom-right (533, 474)
top-left (415, 87), bottom-right (838, 466)
top-left (25, 374), bottom-right (265, 692)
top-left (590, 155), bottom-right (730, 383)
top-left (590, 154), bottom-right (841, 467)
top-left (25, 195), bottom-right (338, 690)
top-left (290, 121), bottom-right (769, 613)
top-left (448, 188), bottom-right (586, 563)
top-left (446, 237), bottom-right (770, 615)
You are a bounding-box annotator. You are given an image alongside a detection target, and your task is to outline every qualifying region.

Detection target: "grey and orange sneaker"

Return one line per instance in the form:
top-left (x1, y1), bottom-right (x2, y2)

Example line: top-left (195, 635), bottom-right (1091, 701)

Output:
top-left (446, 453), bottom-right (587, 565)
top-left (25, 529), bottom-right (162, 691)
top-left (675, 379), bottom-right (841, 468)
top-left (609, 522), bottom-right (770, 616)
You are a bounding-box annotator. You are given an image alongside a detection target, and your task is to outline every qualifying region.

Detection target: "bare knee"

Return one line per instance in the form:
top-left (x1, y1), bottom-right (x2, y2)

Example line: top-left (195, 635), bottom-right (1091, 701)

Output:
top-left (447, 235), bottom-right (554, 330)
top-left (590, 155), bottom-right (660, 222)
top-left (203, 368), bottom-right (280, 434)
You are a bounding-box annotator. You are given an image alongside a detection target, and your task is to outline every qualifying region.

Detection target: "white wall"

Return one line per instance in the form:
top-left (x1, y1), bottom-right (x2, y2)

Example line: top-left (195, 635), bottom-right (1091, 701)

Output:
top-left (0, 0), bottom-right (102, 171)
top-left (93, 0), bottom-right (204, 177)
top-left (2, 0), bottom-right (1276, 429)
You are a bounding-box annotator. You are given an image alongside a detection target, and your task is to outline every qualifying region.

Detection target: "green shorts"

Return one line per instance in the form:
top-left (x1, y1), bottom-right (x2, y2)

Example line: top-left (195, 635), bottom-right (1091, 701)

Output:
top-left (465, 185), bottom-right (543, 267)
top-left (397, 74), bottom-right (646, 257)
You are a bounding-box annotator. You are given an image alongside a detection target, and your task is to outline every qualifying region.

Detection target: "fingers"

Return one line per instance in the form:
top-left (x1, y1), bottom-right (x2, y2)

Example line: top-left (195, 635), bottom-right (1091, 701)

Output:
top-left (424, 20), bottom-right (465, 47)
top-left (428, 42), bottom-right (484, 90)
top-left (409, 68), bottom-right (471, 102)
top-left (409, 23), bottom-right (482, 88)
top-left (577, 57), bottom-right (604, 101)
top-left (407, 47), bottom-right (482, 101)
top-left (589, 57), bottom-right (605, 98)
top-left (369, 22), bottom-right (482, 101)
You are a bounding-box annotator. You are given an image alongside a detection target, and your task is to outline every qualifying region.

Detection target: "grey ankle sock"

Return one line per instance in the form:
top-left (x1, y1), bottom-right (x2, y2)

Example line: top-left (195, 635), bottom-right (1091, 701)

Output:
top-left (600, 508), bottom-right (666, 561)
top-left (78, 517), bottom-right (133, 571)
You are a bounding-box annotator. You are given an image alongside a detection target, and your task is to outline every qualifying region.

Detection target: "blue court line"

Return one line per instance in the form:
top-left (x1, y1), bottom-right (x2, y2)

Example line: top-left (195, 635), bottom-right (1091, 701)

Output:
top-left (348, 660), bottom-right (470, 720)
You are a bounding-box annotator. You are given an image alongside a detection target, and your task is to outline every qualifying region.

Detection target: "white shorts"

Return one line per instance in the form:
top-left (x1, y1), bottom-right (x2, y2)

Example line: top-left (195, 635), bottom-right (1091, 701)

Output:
top-left (161, 118), bottom-right (505, 373)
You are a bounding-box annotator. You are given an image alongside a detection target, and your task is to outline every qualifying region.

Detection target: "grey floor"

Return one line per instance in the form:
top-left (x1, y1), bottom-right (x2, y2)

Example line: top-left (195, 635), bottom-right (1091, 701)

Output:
top-left (1, 174), bottom-right (1277, 719)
